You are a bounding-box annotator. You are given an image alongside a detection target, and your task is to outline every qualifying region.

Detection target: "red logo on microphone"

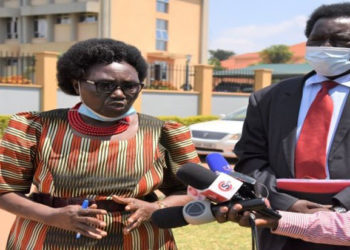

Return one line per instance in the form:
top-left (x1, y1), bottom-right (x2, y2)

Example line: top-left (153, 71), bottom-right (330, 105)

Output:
top-left (218, 181), bottom-right (233, 192)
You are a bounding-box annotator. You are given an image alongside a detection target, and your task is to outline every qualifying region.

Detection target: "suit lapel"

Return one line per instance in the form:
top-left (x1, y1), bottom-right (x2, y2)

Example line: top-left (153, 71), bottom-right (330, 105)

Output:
top-left (329, 92), bottom-right (350, 157)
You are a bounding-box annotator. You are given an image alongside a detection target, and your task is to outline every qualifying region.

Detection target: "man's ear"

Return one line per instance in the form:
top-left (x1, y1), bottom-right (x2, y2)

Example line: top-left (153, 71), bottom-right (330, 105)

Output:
top-left (72, 80), bottom-right (80, 95)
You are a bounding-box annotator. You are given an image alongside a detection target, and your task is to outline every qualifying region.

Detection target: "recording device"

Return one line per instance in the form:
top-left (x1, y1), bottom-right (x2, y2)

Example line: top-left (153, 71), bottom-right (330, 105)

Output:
top-left (151, 198), bottom-right (269, 228)
top-left (177, 163), bottom-right (281, 219)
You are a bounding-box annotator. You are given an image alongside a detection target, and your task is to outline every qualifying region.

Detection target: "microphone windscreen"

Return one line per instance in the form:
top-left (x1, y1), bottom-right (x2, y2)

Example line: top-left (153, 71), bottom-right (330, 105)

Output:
top-left (206, 153), bottom-right (256, 185)
top-left (151, 206), bottom-right (188, 228)
top-left (176, 163), bottom-right (217, 189)
top-left (206, 153), bottom-right (232, 174)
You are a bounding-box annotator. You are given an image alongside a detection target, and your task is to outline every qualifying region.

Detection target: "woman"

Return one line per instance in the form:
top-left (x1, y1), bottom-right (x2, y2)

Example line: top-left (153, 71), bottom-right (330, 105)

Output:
top-left (0, 38), bottom-right (199, 249)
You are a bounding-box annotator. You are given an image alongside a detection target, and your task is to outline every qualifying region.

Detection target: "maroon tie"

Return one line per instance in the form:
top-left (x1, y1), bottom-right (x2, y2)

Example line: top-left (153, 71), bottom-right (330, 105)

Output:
top-left (295, 81), bottom-right (338, 179)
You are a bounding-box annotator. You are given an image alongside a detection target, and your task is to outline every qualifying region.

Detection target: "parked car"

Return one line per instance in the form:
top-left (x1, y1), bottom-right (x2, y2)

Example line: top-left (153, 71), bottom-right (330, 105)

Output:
top-left (189, 107), bottom-right (247, 158)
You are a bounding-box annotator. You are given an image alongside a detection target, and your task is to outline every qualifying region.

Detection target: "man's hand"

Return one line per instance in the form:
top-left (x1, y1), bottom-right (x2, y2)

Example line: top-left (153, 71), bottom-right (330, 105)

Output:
top-left (46, 204), bottom-right (108, 239)
top-left (288, 200), bottom-right (332, 213)
top-left (213, 199), bottom-right (279, 229)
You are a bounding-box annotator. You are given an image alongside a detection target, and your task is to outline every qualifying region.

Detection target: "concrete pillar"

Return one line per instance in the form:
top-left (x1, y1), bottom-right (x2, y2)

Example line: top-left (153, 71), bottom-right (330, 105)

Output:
top-left (194, 64), bottom-right (213, 115)
top-left (254, 69), bottom-right (272, 91)
top-left (47, 15), bottom-right (54, 42)
top-left (34, 51), bottom-right (59, 111)
top-left (22, 16), bottom-right (33, 43)
top-left (199, 0), bottom-right (209, 64)
top-left (0, 19), bottom-right (7, 43)
top-left (99, 0), bottom-right (111, 38)
top-left (70, 13), bottom-right (78, 41)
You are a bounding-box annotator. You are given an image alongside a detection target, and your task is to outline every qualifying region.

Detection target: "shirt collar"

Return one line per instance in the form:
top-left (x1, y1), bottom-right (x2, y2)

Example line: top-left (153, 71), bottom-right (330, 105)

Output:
top-left (305, 72), bottom-right (350, 88)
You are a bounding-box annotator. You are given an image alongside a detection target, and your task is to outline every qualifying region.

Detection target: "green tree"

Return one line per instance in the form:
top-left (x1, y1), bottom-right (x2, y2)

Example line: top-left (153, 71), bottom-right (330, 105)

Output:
top-left (209, 49), bottom-right (235, 61)
top-left (208, 49), bottom-right (235, 70)
top-left (208, 57), bottom-right (223, 70)
top-left (259, 45), bottom-right (293, 63)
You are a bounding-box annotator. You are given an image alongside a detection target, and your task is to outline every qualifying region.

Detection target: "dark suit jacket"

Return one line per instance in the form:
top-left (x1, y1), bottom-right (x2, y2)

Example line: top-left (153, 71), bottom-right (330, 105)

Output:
top-left (234, 72), bottom-right (350, 250)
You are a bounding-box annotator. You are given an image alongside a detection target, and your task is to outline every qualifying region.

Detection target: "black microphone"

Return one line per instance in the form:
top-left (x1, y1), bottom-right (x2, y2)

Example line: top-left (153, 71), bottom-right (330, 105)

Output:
top-left (151, 198), bottom-right (269, 228)
top-left (151, 206), bottom-right (188, 228)
top-left (177, 163), bottom-right (281, 219)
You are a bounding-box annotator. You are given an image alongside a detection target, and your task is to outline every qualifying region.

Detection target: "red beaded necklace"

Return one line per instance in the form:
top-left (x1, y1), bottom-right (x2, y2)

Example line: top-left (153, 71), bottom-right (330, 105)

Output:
top-left (68, 103), bottom-right (130, 136)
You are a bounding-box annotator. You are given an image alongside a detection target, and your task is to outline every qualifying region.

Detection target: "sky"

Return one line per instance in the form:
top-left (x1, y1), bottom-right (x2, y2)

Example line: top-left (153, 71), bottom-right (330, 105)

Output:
top-left (209, 0), bottom-right (344, 55)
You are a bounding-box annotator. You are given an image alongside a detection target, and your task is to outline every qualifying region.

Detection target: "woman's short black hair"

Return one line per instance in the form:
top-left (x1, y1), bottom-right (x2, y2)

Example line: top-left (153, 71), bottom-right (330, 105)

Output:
top-left (57, 38), bottom-right (148, 95)
top-left (305, 2), bottom-right (350, 38)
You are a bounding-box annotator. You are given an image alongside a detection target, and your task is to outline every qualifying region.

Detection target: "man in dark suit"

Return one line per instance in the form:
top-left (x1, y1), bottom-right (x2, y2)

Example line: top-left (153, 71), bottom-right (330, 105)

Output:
top-left (234, 3), bottom-right (350, 250)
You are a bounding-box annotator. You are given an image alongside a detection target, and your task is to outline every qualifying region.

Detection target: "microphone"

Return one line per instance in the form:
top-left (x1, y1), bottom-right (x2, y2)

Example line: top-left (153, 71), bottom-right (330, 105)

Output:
top-left (151, 206), bottom-right (188, 228)
top-left (177, 163), bottom-right (246, 203)
top-left (151, 198), bottom-right (269, 228)
top-left (151, 200), bottom-right (214, 228)
top-left (177, 163), bottom-right (281, 219)
top-left (206, 153), bottom-right (256, 185)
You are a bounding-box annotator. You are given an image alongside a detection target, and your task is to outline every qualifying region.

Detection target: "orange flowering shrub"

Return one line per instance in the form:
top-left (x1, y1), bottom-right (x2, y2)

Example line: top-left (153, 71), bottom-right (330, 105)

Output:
top-left (145, 80), bottom-right (178, 90)
top-left (0, 75), bottom-right (32, 84)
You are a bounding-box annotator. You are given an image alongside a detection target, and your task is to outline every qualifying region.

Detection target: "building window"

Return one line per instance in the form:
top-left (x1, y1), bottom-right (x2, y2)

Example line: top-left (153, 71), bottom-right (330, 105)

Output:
top-left (79, 13), bottom-right (98, 23)
top-left (156, 19), bottom-right (168, 51)
top-left (157, 0), bottom-right (169, 13)
top-left (5, 58), bottom-right (18, 67)
top-left (56, 15), bottom-right (71, 24)
top-left (153, 61), bottom-right (168, 81)
top-left (6, 17), bottom-right (18, 39)
top-left (33, 16), bottom-right (47, 38)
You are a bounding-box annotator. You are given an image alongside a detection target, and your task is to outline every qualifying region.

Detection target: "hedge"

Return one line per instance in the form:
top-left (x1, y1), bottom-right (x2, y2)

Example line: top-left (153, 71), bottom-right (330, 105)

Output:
top-left (157, 115), bottom-right (219, 126)
top-left (0, 114), bottom-right (219, 138)
top-left (0, 115), bottom-right (11, 138)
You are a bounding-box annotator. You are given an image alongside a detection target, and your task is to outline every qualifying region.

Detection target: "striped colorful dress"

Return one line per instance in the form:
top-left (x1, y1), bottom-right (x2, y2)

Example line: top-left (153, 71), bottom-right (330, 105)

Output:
top-left (0, 107), bottom-right (199, 249)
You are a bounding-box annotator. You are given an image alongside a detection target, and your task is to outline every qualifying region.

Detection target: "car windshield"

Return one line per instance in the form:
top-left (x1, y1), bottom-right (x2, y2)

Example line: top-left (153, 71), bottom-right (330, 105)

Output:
top-left (222, 107), bottom-right (247, 121)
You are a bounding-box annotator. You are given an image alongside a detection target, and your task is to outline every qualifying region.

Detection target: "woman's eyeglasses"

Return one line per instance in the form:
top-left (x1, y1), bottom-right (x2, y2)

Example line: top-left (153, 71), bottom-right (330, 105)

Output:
top-left (82, 80), bottom-right (144, 94)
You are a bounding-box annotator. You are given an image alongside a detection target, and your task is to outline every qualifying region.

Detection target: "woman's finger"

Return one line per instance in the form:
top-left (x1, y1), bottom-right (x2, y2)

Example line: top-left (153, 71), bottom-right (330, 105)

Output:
top-left (123, 218), bottom-right (143, 234)
top-left (76, 223), bottom-right (108, 239)
top-left (112, 195), bottom-right (134, 205)
top-left (79, 208), bottom-right (108, 216)
top-left (76, 216), bottom-right (107, 228)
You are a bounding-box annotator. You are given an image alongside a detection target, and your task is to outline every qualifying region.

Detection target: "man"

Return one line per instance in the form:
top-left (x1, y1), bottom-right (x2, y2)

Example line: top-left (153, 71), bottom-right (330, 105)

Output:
top-left (224, 200), bottom-right (350, 246)
top-left (233, 2), bottom-right (350, 250)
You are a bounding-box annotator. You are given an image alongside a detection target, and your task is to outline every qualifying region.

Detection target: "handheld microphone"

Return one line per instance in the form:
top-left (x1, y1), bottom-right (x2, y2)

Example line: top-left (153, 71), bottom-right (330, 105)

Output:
top-left (151, 198), bottom-right (269, 228)
top-left (177, 163), bottom-right (244, 203)
top-left (177, 163), bottom-right (281, 219)
top-left (206, 153), bottom-right (256, 185)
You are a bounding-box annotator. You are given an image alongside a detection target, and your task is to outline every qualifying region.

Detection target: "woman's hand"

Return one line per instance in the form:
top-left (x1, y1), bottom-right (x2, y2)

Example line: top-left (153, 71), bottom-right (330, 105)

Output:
top-left (288, 200), bottom-right (332, 214)
top-left (46, 204), bottom-right (108, 239)
top-left (112, 195), bottom-right (159, 234)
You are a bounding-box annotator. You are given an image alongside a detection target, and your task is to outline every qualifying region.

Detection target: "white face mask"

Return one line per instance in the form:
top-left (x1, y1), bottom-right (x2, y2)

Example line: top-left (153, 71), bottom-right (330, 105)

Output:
top-left (305, 46), bottom-right (350, 77)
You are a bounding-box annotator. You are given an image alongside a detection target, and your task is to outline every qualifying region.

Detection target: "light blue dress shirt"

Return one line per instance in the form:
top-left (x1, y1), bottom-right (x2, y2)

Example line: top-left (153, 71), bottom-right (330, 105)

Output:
top-left (296, 73), bottom-right (350, 178)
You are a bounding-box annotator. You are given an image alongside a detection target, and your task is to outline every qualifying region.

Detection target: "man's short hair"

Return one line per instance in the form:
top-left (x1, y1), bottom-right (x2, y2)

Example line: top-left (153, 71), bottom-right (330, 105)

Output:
top-left (305, 2), bottom-right (350, 38)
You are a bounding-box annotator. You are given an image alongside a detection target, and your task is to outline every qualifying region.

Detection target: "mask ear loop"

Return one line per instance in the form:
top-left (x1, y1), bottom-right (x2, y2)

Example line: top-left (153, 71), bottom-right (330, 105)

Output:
top-left (254, 183), bottom-right (269, 199)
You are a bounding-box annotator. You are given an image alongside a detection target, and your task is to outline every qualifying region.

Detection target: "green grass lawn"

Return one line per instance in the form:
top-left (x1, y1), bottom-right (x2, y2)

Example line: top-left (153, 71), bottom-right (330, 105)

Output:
top-left (172, 221), bottom-right (251, 250)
